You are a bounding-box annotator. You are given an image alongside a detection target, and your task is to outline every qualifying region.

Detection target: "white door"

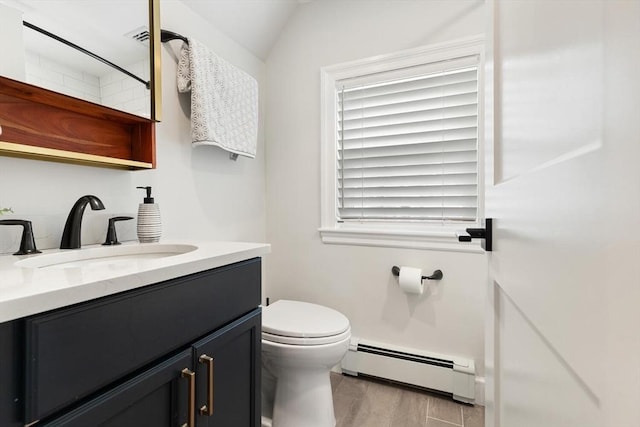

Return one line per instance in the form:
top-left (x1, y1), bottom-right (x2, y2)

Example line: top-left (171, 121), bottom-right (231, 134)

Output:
top-left (484, 1), bottom-right (640, 426)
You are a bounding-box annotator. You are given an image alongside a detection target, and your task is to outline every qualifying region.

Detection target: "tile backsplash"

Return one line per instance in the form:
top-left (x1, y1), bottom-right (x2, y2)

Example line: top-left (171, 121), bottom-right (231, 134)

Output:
top-left (25, 50), bottom-right (150, 118)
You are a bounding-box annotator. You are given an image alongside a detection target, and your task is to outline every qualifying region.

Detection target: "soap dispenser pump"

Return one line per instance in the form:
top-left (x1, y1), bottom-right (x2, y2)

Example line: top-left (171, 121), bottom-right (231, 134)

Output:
top-left (136, 186), bottom-right (161, 243)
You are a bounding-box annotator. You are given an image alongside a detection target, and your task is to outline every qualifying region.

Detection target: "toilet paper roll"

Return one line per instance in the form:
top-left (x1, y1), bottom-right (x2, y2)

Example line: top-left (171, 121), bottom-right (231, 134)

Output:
top-left (398, 266), bottom-right (424, 295)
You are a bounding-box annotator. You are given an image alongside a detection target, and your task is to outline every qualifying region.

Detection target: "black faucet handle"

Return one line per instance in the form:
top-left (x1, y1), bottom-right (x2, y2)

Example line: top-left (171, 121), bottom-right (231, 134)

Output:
top-left (0, 219), bottom-right (42, 255)
top-left (103, 216), bottom-right (134, 246)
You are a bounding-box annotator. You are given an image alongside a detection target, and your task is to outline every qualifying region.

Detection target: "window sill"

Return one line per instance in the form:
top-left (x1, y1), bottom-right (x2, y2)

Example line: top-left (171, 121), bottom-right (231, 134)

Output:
top-left (318, 227), bottom-right (486, 253)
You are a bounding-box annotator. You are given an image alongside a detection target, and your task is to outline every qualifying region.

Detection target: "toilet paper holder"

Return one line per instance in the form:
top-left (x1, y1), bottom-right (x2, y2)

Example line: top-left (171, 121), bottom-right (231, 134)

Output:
top-left (391, 266), bottom-right (443, 281)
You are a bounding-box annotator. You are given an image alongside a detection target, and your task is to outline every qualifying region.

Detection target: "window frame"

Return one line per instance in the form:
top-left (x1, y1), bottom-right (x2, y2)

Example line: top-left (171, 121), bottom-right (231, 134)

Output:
top-left (319, 36), bottom-right (485, 252)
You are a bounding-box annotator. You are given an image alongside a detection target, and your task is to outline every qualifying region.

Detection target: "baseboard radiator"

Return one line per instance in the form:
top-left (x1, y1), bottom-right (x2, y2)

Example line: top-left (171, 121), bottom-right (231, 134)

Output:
top-left (341, 337), bottom-right (475, 404)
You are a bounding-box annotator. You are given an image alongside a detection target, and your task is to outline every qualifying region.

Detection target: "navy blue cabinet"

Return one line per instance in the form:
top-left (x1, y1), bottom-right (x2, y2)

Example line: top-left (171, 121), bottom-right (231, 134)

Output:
top-left (0, 258), bottom-right (262, 427)
top-left (193, 310), bottom-right (261, 427)
top-left (41, 349), bottom-right (194, 427)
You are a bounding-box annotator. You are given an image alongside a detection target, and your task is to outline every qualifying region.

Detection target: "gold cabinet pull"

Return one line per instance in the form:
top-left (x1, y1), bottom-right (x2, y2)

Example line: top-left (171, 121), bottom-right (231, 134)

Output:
top-left (181, 368), bottom-right (195, 427)
top-left (199, 354), bottom-right (214, 416)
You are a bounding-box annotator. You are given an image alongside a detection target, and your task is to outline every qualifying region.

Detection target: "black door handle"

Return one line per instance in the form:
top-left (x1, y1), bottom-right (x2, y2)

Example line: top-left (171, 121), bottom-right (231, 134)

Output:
top-left (458, 218), bottom-right (492, 251)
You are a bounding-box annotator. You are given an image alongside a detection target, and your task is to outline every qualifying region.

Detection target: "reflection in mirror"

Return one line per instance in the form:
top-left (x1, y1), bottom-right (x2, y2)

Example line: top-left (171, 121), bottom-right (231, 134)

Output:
top-left (0, 0), bottom-right (152, 119)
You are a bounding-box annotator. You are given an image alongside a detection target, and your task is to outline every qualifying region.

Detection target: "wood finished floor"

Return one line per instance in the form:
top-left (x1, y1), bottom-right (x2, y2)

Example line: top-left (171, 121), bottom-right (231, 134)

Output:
top-left (331, 373), bottom-right (484, 427)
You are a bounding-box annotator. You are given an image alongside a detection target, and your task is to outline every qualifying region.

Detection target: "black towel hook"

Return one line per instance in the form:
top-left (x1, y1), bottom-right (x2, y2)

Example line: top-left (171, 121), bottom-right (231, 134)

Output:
top-left (391, 266), bottom-right (443, 281)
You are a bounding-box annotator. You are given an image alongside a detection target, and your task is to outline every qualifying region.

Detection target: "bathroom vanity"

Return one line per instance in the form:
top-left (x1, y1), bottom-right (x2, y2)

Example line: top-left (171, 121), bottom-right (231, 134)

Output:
top-left (0, 241), bottom-right (269, 426)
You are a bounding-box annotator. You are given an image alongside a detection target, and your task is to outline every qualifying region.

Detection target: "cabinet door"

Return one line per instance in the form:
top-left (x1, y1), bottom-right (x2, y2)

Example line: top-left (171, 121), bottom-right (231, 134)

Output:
top-left (193, 309), bottom-right (261, 427)
top-left (25, 258), bottom-right (261, 423)
top-left (41, 350), bottom-right (194, 427)
top-left (0, 320), bottom-right (22, 427)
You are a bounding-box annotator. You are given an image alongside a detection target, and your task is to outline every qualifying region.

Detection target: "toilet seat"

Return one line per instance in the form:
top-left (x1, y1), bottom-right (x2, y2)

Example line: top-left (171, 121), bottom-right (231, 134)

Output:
top-left (262, 300), bottom-right (350, 346)
top-left (262, 328), bottom-right (351, 346)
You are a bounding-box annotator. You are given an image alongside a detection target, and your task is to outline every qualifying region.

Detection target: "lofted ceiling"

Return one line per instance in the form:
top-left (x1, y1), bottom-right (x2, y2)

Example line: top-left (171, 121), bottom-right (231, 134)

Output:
top-left (180, 0), bottom-right (303, 61)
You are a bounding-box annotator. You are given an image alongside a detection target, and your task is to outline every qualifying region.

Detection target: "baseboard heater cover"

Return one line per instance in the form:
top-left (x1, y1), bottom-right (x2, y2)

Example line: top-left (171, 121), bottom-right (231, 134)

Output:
top-left (341, 337), bottom-right (475, 404)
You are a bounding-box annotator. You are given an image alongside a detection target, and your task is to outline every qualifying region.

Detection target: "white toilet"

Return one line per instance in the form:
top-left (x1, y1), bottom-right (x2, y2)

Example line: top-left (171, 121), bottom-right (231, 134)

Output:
top-left (261, 300), bottom-right (351, 427)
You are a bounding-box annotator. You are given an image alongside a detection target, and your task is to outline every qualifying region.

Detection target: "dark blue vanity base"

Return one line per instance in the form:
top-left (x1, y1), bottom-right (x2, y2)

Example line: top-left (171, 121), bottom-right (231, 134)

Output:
top-left (0, 258), bottom-right (262, 427)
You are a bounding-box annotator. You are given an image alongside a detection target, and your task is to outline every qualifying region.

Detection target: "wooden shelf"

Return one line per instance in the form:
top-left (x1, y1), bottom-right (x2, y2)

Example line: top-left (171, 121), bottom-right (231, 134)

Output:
top-left (0, 141), bottom-right (153, 169)
top-left (0, 76), bottom-right (156, 170)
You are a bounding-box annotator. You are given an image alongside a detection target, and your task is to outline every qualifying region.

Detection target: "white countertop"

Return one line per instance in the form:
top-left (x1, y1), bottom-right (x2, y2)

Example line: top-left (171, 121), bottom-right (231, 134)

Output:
top-left (0, 240), bottom-right (270, 323)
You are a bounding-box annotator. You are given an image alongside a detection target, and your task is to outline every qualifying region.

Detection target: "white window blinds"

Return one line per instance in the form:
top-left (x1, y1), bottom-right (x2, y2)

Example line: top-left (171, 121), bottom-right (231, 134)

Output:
top-left (336, 57), bottom-right (479, 223)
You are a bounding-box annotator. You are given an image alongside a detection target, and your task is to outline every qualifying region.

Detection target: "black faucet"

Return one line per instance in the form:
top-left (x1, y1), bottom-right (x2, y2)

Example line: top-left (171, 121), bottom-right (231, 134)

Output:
top-left (60, 195), bottom-right (105, 249)
top-left (0, 219), bottom-right (41, 255)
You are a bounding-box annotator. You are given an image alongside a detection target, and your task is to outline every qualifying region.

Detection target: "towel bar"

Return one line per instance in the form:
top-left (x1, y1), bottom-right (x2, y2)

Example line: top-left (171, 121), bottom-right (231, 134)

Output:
top-left (161, 29), bottom-right (188, 44)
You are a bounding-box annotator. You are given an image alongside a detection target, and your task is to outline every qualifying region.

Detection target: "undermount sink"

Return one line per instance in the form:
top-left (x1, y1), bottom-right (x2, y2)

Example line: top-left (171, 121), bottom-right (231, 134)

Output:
top-left (15, 243), bottom-right (198, 269)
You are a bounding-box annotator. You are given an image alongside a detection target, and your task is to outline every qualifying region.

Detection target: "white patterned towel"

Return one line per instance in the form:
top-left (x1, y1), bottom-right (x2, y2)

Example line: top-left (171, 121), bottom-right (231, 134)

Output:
top-left (177, 38), bottom-right (258, 159)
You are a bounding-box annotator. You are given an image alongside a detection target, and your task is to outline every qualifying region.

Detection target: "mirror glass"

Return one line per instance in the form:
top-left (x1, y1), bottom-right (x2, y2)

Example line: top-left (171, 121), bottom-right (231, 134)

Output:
top-left (0, 0), bottom-right (154, 119)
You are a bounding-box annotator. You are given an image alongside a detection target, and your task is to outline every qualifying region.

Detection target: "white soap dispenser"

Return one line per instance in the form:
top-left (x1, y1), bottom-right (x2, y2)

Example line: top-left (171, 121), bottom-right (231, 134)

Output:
top-left (136, 186), bottom-right (161, 243)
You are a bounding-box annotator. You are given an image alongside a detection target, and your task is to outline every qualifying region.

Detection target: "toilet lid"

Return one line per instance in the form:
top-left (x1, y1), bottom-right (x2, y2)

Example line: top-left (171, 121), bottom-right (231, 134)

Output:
top-left (262, 300), bottom-right (350, 339)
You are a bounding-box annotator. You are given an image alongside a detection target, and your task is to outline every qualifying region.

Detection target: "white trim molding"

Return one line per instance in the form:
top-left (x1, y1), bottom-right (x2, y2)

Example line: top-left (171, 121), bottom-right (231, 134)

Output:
top-left (319, 35), bottom-right (485, 251)
top-left (319, 227), bottom-right (484, 253)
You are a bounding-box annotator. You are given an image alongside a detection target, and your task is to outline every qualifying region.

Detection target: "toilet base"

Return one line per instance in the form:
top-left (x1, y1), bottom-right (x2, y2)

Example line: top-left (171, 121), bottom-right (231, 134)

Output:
top-left (271, 369), bottom-right (336, 427)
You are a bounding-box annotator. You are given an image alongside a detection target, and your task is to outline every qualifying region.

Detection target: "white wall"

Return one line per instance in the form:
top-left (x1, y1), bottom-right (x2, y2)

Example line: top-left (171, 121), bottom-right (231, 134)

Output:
top-left (0, 4), bottom-right (25, 81)
top-left (264, 0), bottom-right (488, 380)
top-left (0, 0), bottom-right (266, 254)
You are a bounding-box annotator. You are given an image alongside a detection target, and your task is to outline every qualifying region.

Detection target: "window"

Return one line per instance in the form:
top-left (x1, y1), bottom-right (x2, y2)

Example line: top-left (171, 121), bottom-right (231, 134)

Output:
top-left (320, 37), bottom-right (484, 251)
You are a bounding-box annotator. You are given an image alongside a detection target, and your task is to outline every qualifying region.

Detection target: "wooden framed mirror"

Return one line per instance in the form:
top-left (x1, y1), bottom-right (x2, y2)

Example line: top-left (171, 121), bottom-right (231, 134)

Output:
top-left (0, 0), bottom-right (161, 169)
top-left (0, 0), bottom-right (161, 121)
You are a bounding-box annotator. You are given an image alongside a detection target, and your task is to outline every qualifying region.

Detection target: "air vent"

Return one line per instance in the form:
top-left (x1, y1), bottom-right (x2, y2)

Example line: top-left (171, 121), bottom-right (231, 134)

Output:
top-left (124, 26), bottom-right (150, 45)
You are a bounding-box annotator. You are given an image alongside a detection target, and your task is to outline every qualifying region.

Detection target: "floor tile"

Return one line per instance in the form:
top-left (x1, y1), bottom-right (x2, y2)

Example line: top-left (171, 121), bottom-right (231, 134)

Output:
top-left (462, 404), bottom-right (485, 427)
top-left (350, 379), bottom-right (401, 427)
top-left (428, 395), bottom-right (463, 425)
top-left (330, 374), bottom-right (482, 427)
top-left (330, 371), bottom-right (344, 393)
top-left (391, 387), bottom-right (429, 427)
top-left (427, 417), bottom-right (462, 427)
top-left (333, 375), bottom-right (369, 427)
